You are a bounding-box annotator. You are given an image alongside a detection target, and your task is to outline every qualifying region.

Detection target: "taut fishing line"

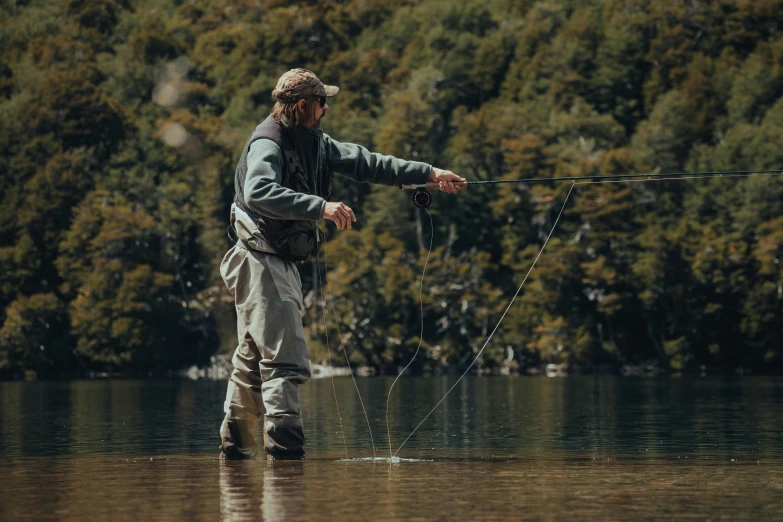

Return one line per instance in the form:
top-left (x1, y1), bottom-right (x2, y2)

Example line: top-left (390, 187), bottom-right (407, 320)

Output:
top-left (392, 170), bottom-right (783, 457)
top-left (317, 249), bottom-right (378, 458)
top-left (400, 169), bottom-right (783, 192)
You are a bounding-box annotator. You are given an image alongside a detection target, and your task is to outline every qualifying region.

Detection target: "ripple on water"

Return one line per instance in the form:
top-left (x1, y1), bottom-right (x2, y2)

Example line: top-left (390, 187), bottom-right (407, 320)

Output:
top-left (338, 456), bottom-right (430, 463)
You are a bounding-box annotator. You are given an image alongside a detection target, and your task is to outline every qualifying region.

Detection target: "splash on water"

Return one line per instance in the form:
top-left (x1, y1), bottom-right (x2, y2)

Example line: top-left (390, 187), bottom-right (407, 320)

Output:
top-left (339, 456), bottom-right (429, 463)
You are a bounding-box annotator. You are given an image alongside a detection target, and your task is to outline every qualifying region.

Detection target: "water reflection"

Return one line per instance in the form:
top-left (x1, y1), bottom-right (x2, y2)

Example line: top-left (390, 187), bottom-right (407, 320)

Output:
top-left (1, 454), bottom-right (780, 521)
top-left (219, 460), bottom-right (263, 520)
top-left (1, 377), bottom-right (782, 460)
top-left (0, 377), bottom-right (782, 520)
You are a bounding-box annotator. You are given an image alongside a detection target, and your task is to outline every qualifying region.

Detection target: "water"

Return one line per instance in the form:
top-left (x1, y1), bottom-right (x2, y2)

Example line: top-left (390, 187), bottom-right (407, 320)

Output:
top-left (0, 377), bottom-right (781, 520)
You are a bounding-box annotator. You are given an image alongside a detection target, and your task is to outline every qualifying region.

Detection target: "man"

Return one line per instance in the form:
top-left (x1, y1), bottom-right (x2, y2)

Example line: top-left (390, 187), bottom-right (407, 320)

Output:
top-left (219, 68), bottom-right (465, 460)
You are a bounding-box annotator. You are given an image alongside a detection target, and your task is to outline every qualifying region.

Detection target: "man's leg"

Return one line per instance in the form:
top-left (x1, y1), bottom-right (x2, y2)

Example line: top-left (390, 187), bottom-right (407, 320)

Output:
top-left (220, 245), bottom-right (310, 459)
top-left (251, 254), bottom-right (311, 458)
top-left (219, 334), bottom-right (263, 458)
top-left (219, 245), bottom-right (264, 459)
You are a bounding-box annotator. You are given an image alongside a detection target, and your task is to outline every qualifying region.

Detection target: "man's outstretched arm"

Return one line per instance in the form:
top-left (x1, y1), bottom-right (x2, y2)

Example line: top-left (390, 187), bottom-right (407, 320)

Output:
top-left (325, 136), bottom-right (465, 193)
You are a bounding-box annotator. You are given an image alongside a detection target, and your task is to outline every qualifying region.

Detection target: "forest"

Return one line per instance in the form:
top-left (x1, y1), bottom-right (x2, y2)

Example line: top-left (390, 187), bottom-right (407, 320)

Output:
top-left (1, 0), bottom-right (782, 379)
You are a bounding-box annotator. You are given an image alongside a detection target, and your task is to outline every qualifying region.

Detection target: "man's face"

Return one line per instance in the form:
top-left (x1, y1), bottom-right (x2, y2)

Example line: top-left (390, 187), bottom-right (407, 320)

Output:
top-left (297, 96), bottom-right (329, 129)
top-left (313, 96), bottom-right (328, 128)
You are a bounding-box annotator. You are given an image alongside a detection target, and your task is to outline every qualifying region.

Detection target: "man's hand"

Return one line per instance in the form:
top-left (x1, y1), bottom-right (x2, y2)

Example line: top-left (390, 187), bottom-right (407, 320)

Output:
top-left (430, 167), bottom-right (466, 194)
top-left (322, 202), bottom-right (356, 230)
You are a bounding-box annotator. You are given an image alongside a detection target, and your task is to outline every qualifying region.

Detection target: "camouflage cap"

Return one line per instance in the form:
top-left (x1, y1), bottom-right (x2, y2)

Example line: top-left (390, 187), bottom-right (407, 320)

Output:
top-left (272, 69), bottom-right (339, 103)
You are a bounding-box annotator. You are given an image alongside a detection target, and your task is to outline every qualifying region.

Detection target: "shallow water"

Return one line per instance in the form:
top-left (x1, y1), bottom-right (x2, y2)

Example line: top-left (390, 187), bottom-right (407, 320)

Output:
top-left (1, 377), bottom-right (782, 520)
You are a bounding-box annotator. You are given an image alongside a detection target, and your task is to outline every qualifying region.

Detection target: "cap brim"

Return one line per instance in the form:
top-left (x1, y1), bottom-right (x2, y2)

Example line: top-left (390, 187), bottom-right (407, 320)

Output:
top-left (323, 85), bottom-right (339, 97)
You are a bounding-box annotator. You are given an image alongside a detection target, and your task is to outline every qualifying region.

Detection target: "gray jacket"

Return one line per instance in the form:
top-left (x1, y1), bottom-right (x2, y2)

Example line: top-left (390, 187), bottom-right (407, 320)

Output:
top-left (233, 118), bottom-right (432, 252)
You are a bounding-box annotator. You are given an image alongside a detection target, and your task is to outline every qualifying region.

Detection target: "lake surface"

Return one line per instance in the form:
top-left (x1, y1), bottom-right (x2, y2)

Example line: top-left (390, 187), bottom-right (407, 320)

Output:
top-left (1, 377), bottom-right (781, 520)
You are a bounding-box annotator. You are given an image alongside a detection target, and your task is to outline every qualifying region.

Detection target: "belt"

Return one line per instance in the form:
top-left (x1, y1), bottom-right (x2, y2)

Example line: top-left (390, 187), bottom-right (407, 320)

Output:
top-left (236, 239), bottom-right (296, 271)
top-left (237, 237), bottom-right (278, 255)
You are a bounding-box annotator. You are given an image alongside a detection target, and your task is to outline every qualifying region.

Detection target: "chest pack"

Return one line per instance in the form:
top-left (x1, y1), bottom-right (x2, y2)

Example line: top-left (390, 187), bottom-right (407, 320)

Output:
top-left (234, 116), bottom-right (333, 262)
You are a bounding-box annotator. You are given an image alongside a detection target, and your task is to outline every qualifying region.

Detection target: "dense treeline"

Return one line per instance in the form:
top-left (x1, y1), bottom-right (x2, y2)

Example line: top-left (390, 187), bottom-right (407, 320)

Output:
top-left (1, 0), bottom-right (781, 379)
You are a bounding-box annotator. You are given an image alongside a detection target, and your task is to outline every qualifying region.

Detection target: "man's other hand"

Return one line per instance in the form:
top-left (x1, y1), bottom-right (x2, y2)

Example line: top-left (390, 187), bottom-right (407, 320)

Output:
top-left (430, 168), bottom-right (466, 194)
top-left (322, 202), bottom-right (356, 230)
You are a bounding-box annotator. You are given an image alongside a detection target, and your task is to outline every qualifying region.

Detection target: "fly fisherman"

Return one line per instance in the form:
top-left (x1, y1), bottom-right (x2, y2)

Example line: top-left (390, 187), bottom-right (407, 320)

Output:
top-left (219, 68), bottom-right (465, 460)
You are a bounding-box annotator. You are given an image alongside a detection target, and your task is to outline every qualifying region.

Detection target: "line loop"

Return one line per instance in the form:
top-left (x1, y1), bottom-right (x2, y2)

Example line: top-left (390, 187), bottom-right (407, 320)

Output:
top-left (385, 208), bottom-right (434, 458)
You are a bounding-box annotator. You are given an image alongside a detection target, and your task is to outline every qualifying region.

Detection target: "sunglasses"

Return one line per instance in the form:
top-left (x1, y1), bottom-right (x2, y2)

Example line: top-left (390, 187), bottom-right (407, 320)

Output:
top-left (317, 96), bottom-right (327, 108)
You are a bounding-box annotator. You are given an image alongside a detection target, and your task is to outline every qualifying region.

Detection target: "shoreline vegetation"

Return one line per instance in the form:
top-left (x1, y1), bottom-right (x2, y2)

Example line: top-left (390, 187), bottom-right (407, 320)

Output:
top-left (13, 355), bottom-right (766, 382)
top-left (2, 1), bottom-right (783, 381)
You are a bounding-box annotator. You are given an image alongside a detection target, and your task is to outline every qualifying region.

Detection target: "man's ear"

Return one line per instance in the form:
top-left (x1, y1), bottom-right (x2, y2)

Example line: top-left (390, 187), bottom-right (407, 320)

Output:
top-left (296, 99), bottom-right (307, 111)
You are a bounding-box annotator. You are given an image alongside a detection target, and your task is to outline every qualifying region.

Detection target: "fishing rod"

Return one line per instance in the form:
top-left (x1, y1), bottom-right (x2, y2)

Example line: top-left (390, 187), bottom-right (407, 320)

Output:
top-left (400, 169), bottom-right (783, 208)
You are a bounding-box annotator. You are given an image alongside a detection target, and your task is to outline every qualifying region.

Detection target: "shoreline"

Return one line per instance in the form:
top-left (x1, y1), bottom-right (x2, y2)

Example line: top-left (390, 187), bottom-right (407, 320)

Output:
top-left (1, 358), bottom-right (767, 381)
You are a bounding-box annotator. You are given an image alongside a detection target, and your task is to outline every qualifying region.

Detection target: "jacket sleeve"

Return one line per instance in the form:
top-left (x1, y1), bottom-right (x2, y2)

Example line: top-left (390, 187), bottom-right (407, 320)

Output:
top-left (244, 139), bottom-right (326, 221)
top-left (324, 134), bottom-right (432, 186)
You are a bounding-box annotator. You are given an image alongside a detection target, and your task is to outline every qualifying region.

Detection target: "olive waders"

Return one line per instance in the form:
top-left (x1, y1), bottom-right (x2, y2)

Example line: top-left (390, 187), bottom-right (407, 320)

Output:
top-left (219, 114), bottom-right (324, 460)
top-left (219, 225), bottom-right (310, 459)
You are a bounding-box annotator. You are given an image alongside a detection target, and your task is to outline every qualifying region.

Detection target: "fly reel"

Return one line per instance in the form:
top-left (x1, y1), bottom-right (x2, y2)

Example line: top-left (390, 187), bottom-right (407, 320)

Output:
top-left (412, 188), bottom-right (432, 208)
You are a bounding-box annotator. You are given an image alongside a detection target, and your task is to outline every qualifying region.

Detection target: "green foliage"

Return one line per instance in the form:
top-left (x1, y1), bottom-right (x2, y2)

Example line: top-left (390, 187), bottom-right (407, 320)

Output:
top-left (0, 293), bottom-right (70, 380)
top-left (1, 0), bottom-right (782, 378)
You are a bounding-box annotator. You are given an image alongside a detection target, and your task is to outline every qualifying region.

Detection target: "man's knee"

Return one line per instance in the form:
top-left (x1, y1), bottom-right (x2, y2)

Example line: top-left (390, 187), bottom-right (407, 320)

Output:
top-left (224, 374), bottom-right (264, 420)
top-left (261, 377), bottom-right (305, 417)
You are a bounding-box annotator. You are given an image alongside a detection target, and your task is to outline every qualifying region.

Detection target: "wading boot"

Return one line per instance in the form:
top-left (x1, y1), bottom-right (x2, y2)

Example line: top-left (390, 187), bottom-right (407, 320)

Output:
top-left (267, 449), bottom-right (305, 461)
top-left (219, 416), bottom-right (258, 460)
top-left (264, 415), bottom-right (305, 460)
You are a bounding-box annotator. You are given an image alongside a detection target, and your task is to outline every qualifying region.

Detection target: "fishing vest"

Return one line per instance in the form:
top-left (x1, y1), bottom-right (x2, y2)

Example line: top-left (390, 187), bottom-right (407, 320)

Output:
top-left (234, 115), bottom-right (333, 262)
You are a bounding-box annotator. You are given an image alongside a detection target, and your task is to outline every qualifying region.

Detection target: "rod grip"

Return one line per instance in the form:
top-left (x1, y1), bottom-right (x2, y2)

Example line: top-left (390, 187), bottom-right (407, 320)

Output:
top-left (400, 182), bottom-right (440, 190)
top-left (401, 181), bottom-right (469, 191)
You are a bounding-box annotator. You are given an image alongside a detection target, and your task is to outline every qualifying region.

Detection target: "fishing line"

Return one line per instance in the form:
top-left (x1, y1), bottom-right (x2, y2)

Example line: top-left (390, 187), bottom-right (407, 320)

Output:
top-left (317, 249), bottom-right (378, 458)
top-left (393, 170), bottom-right (783, 456)
top-left (385, 208), bottom-right (434, 458)
top-left (392, 182), bottom-right (576, 457)
top-left (574, 171), bottom-right (783, 185)
top-left (400, 169), bottom-right (783, 190)
top-left (315, 250), bottom-right (348, 459)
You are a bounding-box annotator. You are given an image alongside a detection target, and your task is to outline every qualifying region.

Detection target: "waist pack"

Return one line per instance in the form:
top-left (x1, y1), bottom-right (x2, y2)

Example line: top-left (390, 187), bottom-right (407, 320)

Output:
top-left (275, 223), bottom-right (325, 263)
